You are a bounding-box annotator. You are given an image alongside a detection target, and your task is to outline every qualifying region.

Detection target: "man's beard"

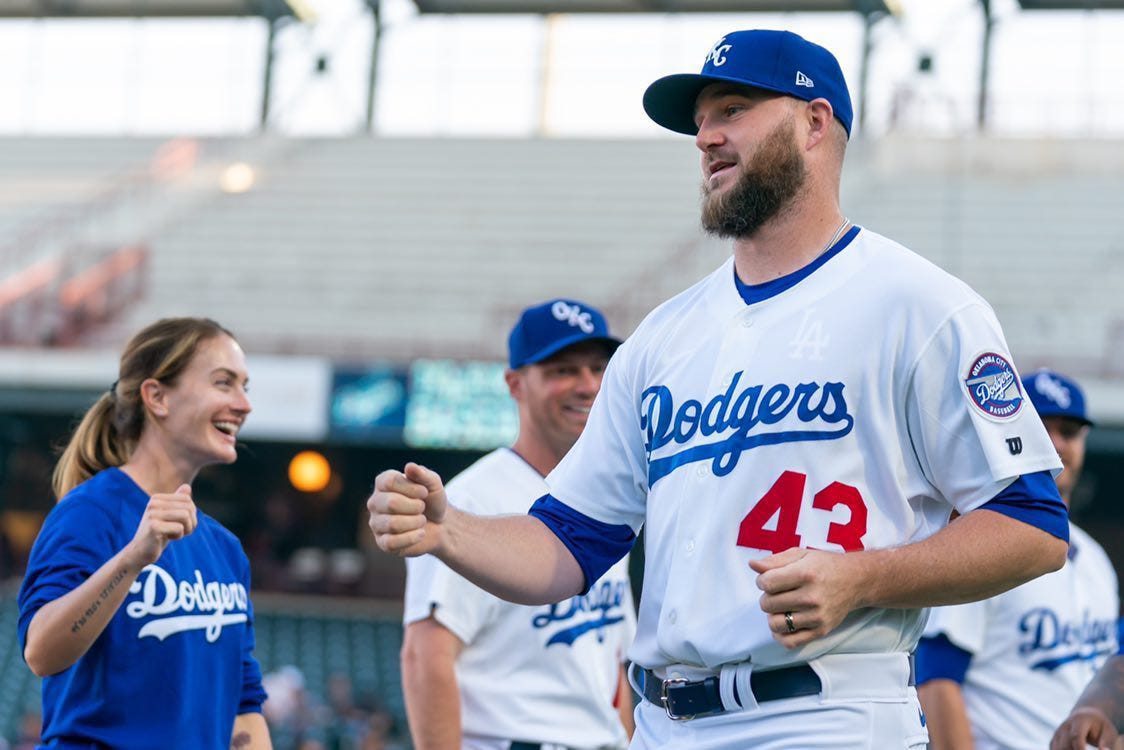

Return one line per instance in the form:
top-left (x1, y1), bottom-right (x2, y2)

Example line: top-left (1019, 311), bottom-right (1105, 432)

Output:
top-left (700, 117), bottom-right (807, 240)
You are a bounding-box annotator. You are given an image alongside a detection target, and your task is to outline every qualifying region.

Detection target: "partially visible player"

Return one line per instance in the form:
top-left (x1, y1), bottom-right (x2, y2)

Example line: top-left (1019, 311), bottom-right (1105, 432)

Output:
top-left (1052, 647), bottom-right (1124, 750)
top-left (918, 368), bottom-right (1119, 750)
top-left (18, 318), bottom-right (271, 749)
top-left (369, 30), bottom-right (1070, 749)
top-left (400, 298), bottom-right (636, 750)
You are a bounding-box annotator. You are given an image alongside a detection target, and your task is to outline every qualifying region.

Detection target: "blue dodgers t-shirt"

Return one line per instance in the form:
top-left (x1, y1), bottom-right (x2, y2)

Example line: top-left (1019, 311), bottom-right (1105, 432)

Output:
top-left (18, 468), bottom-right (266, 749)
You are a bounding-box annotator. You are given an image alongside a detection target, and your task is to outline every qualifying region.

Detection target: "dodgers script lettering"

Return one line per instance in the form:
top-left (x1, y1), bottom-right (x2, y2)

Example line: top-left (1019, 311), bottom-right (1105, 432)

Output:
top-left (641, 372), bottom-right (854, 486)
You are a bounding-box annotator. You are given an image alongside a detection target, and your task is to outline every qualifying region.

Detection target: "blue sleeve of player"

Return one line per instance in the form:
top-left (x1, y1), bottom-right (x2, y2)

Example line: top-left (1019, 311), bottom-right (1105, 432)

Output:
top-left (239, 557), bottom-right (268, 714)
top-left (915, 634), bottom-right (973, 685)
top-left (17, 498), bottom-right (117, 657)
top-left (529, 494), bottom-right (636, 594)
top-left (978, 470), bottom-right (1068, 543)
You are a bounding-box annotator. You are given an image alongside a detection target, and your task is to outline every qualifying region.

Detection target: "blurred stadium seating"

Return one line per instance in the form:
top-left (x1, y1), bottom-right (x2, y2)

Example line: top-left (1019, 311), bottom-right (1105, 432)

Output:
top-left (253, 593), bottom-right (406, 722)
top-left (0, 585), bottom-right (409, 747)
top-left (0, 584), bottom-right (38, 746)
top-left (68, 136), bottom-right (721, 362)
top-left (2, 135), bottom-right (1123, 392)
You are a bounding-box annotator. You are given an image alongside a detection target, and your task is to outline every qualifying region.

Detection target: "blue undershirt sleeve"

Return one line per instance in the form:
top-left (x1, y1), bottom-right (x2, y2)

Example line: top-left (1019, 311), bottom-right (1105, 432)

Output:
top-left (915, 634), bottom-right (973, 685)
top-left (978, 470), bottom-right (1069, 544)
top-left (528, 494), bottom-right (636, 595)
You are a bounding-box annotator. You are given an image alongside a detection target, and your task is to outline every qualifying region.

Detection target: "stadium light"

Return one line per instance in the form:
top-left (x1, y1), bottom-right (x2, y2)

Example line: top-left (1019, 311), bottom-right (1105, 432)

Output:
top-left (289, 450), bottom-right (332, 493)
top-left (284, 0), bottom-right (319, 23)
top-left (220, 162), bottom-right (256, 194)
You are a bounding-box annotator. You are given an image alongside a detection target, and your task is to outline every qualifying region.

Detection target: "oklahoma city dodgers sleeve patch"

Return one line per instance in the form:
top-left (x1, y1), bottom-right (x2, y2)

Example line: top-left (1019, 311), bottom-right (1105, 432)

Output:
top-left (964, 352), bottom-right (1024, 420)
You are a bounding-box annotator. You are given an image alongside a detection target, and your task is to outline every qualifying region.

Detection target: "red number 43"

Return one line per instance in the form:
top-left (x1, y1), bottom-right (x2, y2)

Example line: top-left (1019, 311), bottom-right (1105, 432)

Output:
top-left (736, 470), bottom-right (868, 553)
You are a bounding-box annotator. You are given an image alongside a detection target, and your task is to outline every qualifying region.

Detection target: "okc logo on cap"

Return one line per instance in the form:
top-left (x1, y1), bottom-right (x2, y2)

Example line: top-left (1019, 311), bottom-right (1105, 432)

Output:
top-left (508, 298), bottom-right (621, 369)
top-left (707, 37), bottom-right (733, 67)
top-left (1032, 371), bottom-right (1072, 409)
top-left (1021, 367), bottom-right (1093, 427)
top-left (551, 300), bottom-right (595, 334)
top-left (964, 353), bottom-right (1023, 420)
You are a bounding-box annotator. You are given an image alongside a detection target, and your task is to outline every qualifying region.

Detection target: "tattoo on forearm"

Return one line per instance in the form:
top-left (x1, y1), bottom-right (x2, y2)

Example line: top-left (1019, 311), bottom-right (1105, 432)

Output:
top-left (231, 731), bottom-right (251, 749)
top-left (70, 567), bottom-right (131, 634)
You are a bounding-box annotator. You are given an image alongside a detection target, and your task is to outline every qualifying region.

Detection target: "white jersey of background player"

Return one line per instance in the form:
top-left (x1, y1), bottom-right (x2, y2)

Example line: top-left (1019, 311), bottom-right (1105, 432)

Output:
top-left (401, 299), bottom-right (636, 750)
top-left (918, 369), bottom-right (1120, 750)
top-left (369, 30), bottom-right (1070, 750)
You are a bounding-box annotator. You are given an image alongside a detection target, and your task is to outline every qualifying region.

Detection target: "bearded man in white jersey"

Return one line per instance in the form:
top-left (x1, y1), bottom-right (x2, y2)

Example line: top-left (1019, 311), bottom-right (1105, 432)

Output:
top-left (918, 369), bottom-right (1119, 750)
top-left (369, 30), bottom-right (1069, 749)
top-left (400, 299), bottom-right (636, 750)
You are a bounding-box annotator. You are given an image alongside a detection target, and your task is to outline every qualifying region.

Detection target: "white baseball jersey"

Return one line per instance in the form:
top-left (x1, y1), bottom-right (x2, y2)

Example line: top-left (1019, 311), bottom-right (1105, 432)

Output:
top-left (404, 448), bottom-right (636, 750)
top-left (546, 227), bottom-right (1063, 674)
top-left (923, 523), bottom-right (1120, 750)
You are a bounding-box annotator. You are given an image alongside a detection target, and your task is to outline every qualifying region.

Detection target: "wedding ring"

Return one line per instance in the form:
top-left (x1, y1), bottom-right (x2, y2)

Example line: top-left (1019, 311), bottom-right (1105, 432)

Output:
top-left (784, 611), bottom-right (796, 634)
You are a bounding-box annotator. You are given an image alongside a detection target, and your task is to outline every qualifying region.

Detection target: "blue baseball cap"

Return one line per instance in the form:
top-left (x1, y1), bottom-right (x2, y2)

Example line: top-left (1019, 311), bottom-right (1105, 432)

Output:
top-left (1022, 368), bottom-right (1094, 427)
top-left (643, 29), bottom-right (853, 137)
top-left (508, 299), bottom-right (621, 369)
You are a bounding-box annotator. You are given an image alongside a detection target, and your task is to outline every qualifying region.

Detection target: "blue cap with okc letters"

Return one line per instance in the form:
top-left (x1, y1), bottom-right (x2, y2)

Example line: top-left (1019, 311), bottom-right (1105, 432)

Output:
top-left (643, 29), bottom-right (854, 137)
top-left (508, 299), bottom-right (622, 369)
top-left (1022, 368), bottom-right (1094, 427)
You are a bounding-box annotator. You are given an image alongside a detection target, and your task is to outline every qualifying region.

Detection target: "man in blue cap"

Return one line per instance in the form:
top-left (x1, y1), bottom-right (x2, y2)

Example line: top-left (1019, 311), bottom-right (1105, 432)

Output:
top-left (919, 369), bottom-right (1119, 750)
top-left (400, 299), bottom-right (636, 750)
top-left (370, 31), bottom-right (1070, 748)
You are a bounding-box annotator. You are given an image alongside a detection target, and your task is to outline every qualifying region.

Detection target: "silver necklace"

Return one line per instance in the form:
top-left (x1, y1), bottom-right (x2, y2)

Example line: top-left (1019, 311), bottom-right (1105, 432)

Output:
top-left (813, 216), bottom-right (851, 262)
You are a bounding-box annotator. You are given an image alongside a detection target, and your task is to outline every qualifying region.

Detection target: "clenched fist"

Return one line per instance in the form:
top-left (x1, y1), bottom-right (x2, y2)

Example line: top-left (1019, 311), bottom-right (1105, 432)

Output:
top-left (367, 463), bottom-right (448, 557)
top-left (126, 484), bottom-right (198, 567)
top-left (752, 547), bottom-right (864, 649)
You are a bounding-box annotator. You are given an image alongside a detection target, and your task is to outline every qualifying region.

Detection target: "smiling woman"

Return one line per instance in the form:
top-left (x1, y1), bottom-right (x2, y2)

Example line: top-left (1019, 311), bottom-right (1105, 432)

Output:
top-left (16, 317), bottom-right (273, 749)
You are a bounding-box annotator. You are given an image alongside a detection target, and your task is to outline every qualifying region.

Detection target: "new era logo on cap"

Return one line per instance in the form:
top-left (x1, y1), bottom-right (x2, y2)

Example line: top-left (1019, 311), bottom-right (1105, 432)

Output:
top-left (795, 71), bottom-right (814, 88)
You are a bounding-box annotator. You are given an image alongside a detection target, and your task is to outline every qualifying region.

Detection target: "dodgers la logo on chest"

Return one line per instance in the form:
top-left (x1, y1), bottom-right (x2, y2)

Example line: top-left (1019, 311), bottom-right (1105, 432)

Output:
top-left (640, 371), bottom-right (854, 486)
top-left (126, 564), bottom-right (249, 642)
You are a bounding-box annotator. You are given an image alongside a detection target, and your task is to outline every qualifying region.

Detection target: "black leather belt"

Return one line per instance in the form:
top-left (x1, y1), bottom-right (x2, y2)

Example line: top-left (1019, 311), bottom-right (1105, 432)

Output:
top-left (637, 655), bottom-right (916, 721)
top-left (637, 663), bottom-right (822, 720)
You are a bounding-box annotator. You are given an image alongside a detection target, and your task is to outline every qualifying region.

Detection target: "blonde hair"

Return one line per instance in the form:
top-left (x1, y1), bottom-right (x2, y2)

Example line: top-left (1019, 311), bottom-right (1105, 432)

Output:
top-left (52, 317), bottom-right (235, 499)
